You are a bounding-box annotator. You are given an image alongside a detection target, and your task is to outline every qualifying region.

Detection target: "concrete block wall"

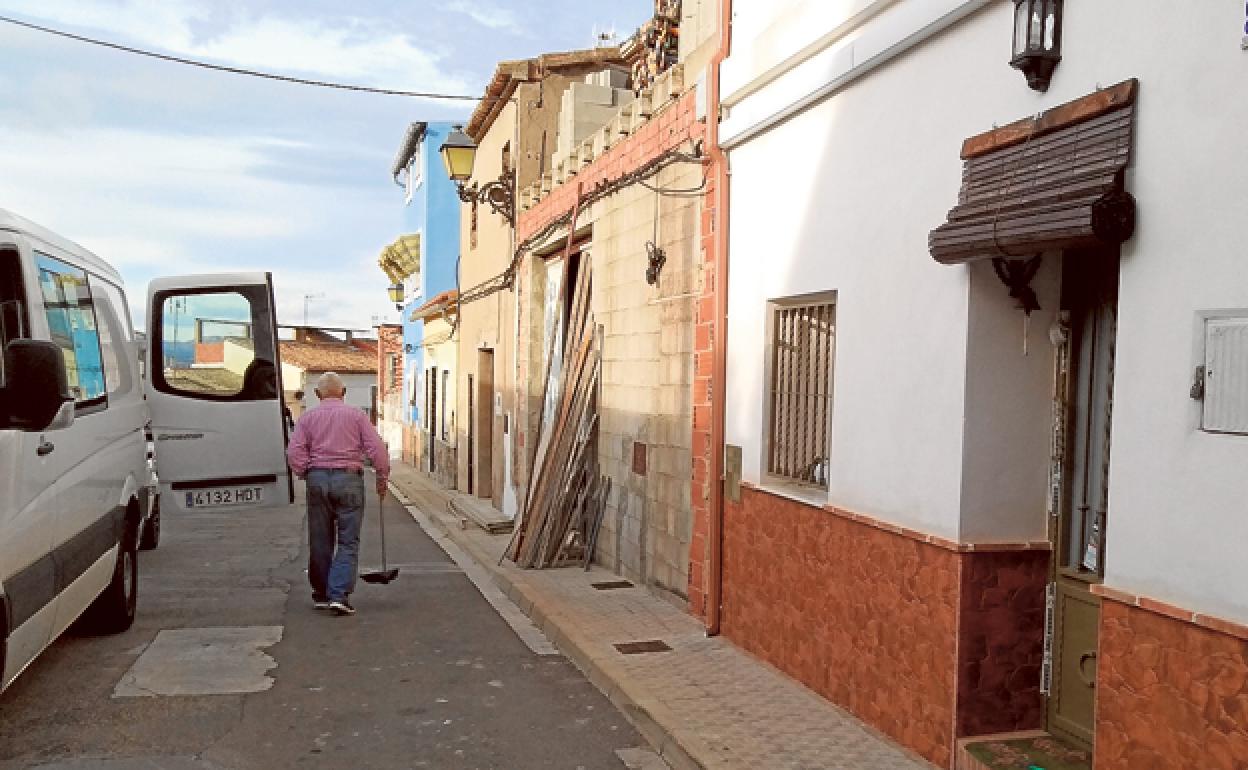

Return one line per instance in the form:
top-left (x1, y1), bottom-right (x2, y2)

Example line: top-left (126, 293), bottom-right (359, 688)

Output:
top-left (557, 81), bottom-right (634, 163)
top-left (590, 160), bottom-right (700, 597)
top-left (516, 87), bottom-right (709, 604)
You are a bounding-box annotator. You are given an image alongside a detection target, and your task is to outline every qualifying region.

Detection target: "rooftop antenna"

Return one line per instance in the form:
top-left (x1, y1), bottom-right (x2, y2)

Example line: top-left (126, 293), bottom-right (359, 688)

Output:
top-left (592, 23), bottom-right (619, 48)
top-left (302, 292), bottom-right (325, 326)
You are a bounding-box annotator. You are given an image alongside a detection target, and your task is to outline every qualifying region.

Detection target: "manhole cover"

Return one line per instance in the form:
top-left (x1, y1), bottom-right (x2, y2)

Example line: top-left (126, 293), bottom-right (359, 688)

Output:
top-left (613, 640), bottom-right (672, 655)
top-left (592, 580), bottom-right (634, 590)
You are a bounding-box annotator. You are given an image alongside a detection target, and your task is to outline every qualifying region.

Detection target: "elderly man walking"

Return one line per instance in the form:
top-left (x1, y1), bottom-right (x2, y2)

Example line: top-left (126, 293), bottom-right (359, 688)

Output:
top-left (287, 372), bottom-right (391, 616)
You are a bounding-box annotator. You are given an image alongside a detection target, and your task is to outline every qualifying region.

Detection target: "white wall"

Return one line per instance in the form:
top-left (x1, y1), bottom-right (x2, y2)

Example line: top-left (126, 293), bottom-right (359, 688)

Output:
top-left (724, 0), bottom-right (1248, 621)
top-left (1086, 6), bottom-right (1248, 624)
top-left (280, 361), bottom-right (304, 394)
top-left (958, 257), bottom-right (1060, 543)
top-left (301, 371), bottom-right (374, 416)
top-left (222, 338), bottom-right (253, 375)
top-left (725, 93), bottom-right (973, 538)
top-left (423, 317), bottom-right (457, 446)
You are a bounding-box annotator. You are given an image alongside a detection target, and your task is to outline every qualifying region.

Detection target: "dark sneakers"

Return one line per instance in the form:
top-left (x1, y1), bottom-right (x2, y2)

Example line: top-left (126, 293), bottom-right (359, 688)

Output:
top-left (328, 600), bottom-right (355, 616)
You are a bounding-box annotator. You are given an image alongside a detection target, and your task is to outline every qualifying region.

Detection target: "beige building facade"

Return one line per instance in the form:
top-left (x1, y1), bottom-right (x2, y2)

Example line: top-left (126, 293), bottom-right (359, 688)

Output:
top-left (454, 50), bottom-right (629, 519)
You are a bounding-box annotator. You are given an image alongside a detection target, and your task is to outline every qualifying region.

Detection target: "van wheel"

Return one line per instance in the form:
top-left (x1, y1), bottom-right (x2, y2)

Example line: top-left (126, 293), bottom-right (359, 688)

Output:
top-left (139, 497), bottom-right (161, 551)
top-left (82, 521), bottom-right (138, 634)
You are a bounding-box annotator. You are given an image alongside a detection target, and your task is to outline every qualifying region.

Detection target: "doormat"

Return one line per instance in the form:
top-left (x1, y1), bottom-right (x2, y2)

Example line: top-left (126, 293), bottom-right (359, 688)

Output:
top-left (592, 580), bottom-right (634, 590)
top-left (964, 734), bottom-right (1091, 770)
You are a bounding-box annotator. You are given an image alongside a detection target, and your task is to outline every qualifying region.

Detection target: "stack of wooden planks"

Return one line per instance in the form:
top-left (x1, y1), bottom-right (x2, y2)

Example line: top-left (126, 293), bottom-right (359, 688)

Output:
top-left (507, 259), bottom-right (608, 568)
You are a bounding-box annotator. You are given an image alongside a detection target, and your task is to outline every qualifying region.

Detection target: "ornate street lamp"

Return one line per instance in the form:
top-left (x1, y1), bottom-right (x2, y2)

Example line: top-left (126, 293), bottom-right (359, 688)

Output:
top-left (439, 127), bottom-right (515, 227)
top-left (387, 283), bottom-right (405, 312)
top-left (1010, 0), bottom-right (1062, 92)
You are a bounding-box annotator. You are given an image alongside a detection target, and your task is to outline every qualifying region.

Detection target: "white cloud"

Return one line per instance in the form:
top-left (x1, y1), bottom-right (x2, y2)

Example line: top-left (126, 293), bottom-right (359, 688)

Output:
top-left (0, 0), bottom-right (473, 93)
top-left (0, 126), bottom-right (303, 240)
top-left (446, 0), bottom-right (523, 33)
top-left (0, 123), bottom-right (400, 330)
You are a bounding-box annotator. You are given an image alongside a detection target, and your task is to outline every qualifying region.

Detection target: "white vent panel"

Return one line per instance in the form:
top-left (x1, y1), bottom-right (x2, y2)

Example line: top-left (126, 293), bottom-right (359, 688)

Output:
top-left (1202, 317), bottom-right (1248, 434)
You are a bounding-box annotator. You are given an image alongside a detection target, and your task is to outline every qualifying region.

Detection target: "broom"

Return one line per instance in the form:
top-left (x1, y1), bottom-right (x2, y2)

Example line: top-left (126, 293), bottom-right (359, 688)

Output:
top-left (360, 492), bottom-right (399, 584)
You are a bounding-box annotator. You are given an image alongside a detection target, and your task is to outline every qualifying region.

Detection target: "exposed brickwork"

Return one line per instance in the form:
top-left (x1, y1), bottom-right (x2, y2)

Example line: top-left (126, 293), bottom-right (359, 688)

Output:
top-left (688, 109), bottom-right (718, 623)
top-left (957, 550), bottom-right (1048, 738)
top-left (375, 324), bottom-right (405, 453)
top-left (1095, 598), bottom-right (1248, 770)
top-left (722, 485), bottom-right (960, 767)
top-left (376, 325), bottom-right (403, 399)
top-left (516, 90), bottom-right (703, 243)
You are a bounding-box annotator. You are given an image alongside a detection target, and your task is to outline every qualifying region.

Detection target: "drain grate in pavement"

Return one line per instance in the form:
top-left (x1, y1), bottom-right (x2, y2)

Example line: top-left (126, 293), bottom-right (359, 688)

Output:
top-left (382, 562), bottom-right (464, 573)
top-left (613, 639), bottom-right (672, 655)
top-left (591, 580), bottom-right (634, 590)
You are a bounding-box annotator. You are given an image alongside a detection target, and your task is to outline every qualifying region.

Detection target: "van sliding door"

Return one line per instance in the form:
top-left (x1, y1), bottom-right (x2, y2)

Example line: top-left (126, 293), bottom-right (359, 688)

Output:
top-left (145, 273), bottom-right (292, 513)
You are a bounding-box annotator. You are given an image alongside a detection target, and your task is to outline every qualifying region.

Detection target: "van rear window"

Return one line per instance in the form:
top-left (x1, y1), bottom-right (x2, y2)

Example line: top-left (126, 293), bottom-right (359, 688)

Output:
top-left (152, 286), bottom-right (278, 402)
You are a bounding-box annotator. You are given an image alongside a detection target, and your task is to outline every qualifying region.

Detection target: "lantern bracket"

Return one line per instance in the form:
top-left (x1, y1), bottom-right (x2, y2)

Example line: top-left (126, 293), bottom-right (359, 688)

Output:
top-left (454, 171), bottom-right (516, 228)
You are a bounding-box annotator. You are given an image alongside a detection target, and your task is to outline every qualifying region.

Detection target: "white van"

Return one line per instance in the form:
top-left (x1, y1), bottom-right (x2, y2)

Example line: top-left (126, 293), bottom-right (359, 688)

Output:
top-left (0, 210), bottom-right (292, 692)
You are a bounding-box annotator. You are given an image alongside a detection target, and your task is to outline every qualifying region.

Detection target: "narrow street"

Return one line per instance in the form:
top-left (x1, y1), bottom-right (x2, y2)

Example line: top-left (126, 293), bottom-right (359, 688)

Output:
top-left (0, 476), bottom-right (652, 769)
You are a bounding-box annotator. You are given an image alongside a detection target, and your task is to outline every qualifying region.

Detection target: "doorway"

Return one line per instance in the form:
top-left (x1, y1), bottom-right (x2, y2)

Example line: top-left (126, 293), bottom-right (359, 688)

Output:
top-left (428, 366), bottom-right (438, 474)
top-left (477, 349), bottom-right (495, 501)
top-left (1046, 248), bottom-right (1119, 750)
top-left (467, 374), bottom-right (475, 495)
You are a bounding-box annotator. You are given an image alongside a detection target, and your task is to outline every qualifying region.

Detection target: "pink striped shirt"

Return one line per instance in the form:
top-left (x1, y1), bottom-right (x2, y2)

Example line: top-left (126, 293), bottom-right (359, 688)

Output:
top-left (286, 398), bottom-right (391, 483)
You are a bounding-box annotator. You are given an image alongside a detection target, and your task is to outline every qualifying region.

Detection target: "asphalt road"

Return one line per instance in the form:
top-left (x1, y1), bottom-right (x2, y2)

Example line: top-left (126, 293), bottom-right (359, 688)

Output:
top-left (0, 474), bottom-right (646, 769)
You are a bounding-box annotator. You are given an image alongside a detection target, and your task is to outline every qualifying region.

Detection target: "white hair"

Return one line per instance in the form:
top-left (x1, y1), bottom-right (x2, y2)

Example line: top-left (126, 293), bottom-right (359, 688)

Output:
top-left (316, 371), bottom-right (345, 395)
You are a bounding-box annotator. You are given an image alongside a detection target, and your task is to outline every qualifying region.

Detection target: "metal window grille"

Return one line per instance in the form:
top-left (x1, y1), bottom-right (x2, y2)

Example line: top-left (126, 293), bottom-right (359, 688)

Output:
top-left (768, 301), bottom-right (835, 487)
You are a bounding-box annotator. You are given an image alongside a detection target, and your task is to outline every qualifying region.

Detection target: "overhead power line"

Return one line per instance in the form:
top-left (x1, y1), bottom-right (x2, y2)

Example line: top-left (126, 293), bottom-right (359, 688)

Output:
top-left (0, 14), bottom-right (483, 101)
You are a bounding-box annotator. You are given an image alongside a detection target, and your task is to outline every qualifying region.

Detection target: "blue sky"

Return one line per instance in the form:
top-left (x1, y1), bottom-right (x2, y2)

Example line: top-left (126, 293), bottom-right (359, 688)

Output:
top-left (0, 0), bottom-right (650, 330)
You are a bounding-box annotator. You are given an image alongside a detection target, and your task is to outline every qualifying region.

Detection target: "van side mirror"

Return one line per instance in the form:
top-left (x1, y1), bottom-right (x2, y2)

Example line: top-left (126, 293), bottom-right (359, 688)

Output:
top-left (2, 340), bottom-right (74, 431)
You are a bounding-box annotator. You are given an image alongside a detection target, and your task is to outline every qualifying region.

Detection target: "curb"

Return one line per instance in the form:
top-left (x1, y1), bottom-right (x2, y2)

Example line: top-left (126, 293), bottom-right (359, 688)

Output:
top-left (392, 480), bottom-right (710, 770)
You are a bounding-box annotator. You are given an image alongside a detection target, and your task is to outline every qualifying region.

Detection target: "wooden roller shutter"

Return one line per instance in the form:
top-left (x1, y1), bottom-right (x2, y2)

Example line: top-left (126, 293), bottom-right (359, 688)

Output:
top-left (929, 79), bottom-right (1139, 266)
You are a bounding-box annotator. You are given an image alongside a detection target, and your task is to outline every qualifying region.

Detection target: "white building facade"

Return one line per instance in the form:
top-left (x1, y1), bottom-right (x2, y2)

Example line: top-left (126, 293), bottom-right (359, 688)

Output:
top-left (716, 2), bottom-right (1248, 767)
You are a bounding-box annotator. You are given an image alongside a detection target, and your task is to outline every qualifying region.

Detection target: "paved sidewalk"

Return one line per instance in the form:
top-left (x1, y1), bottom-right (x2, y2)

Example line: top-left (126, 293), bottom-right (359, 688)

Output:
top-left (389, 464), bottom-right (936, 770)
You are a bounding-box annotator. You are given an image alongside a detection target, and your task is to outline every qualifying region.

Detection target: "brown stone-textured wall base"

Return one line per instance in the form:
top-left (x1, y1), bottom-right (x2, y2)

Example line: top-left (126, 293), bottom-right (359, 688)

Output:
top-left (721, 485), bottom-right (1049, 768)
top-left (1095, 598), bottom-right (1248, 769)
top-left (722, 486), bottom-right (960, 767)
top-left (957, 550), bottom-right (1047, 737)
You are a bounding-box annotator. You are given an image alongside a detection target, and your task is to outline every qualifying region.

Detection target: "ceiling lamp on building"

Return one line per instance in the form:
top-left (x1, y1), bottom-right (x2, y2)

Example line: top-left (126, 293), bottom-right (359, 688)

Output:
top-left (439, 127), bottom-right (515, 227)
top-left (388, 283), bottom-right (405, 312)
top-left (1010, 0), bottom-right (1062, 92)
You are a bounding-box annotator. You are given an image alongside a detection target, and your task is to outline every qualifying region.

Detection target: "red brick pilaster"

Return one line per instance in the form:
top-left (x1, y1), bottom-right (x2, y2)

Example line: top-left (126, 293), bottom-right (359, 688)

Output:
top-left (687, 153), bottom-right (717, 621)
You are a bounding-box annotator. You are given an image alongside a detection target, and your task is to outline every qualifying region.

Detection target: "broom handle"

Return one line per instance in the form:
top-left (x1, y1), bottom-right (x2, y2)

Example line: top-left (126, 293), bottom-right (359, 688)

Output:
top-left (377, 484), bottom-right (388, 571)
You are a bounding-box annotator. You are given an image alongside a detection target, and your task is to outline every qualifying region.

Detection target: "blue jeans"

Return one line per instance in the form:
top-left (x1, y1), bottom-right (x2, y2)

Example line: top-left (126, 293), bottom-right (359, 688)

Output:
top-left (306, 469), bottom-right (365, 603)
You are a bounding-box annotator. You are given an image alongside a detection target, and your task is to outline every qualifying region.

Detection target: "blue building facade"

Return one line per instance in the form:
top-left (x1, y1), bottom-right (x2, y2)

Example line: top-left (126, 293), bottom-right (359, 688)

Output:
top-left (388, 122), bottom-right (461, 462)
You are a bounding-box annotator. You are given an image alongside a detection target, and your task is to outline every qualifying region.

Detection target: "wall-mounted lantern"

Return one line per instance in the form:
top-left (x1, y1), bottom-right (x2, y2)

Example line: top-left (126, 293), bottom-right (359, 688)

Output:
top-left (439, 127), bottom-right (516, 227)
top-left (388, 283), bottom-right (405, 312)
top-left (1010, 0), bottom-right (1063, 92)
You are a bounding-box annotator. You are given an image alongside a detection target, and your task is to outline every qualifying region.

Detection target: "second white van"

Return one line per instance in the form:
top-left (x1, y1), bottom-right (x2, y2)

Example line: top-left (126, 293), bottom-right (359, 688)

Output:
top-left (0, 209), bottom-right (293, 693)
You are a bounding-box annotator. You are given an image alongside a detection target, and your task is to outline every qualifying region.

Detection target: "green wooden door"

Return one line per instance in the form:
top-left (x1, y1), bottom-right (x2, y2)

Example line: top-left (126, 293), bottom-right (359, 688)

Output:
top-left (1047, 250), bottom-right (1119, 750)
